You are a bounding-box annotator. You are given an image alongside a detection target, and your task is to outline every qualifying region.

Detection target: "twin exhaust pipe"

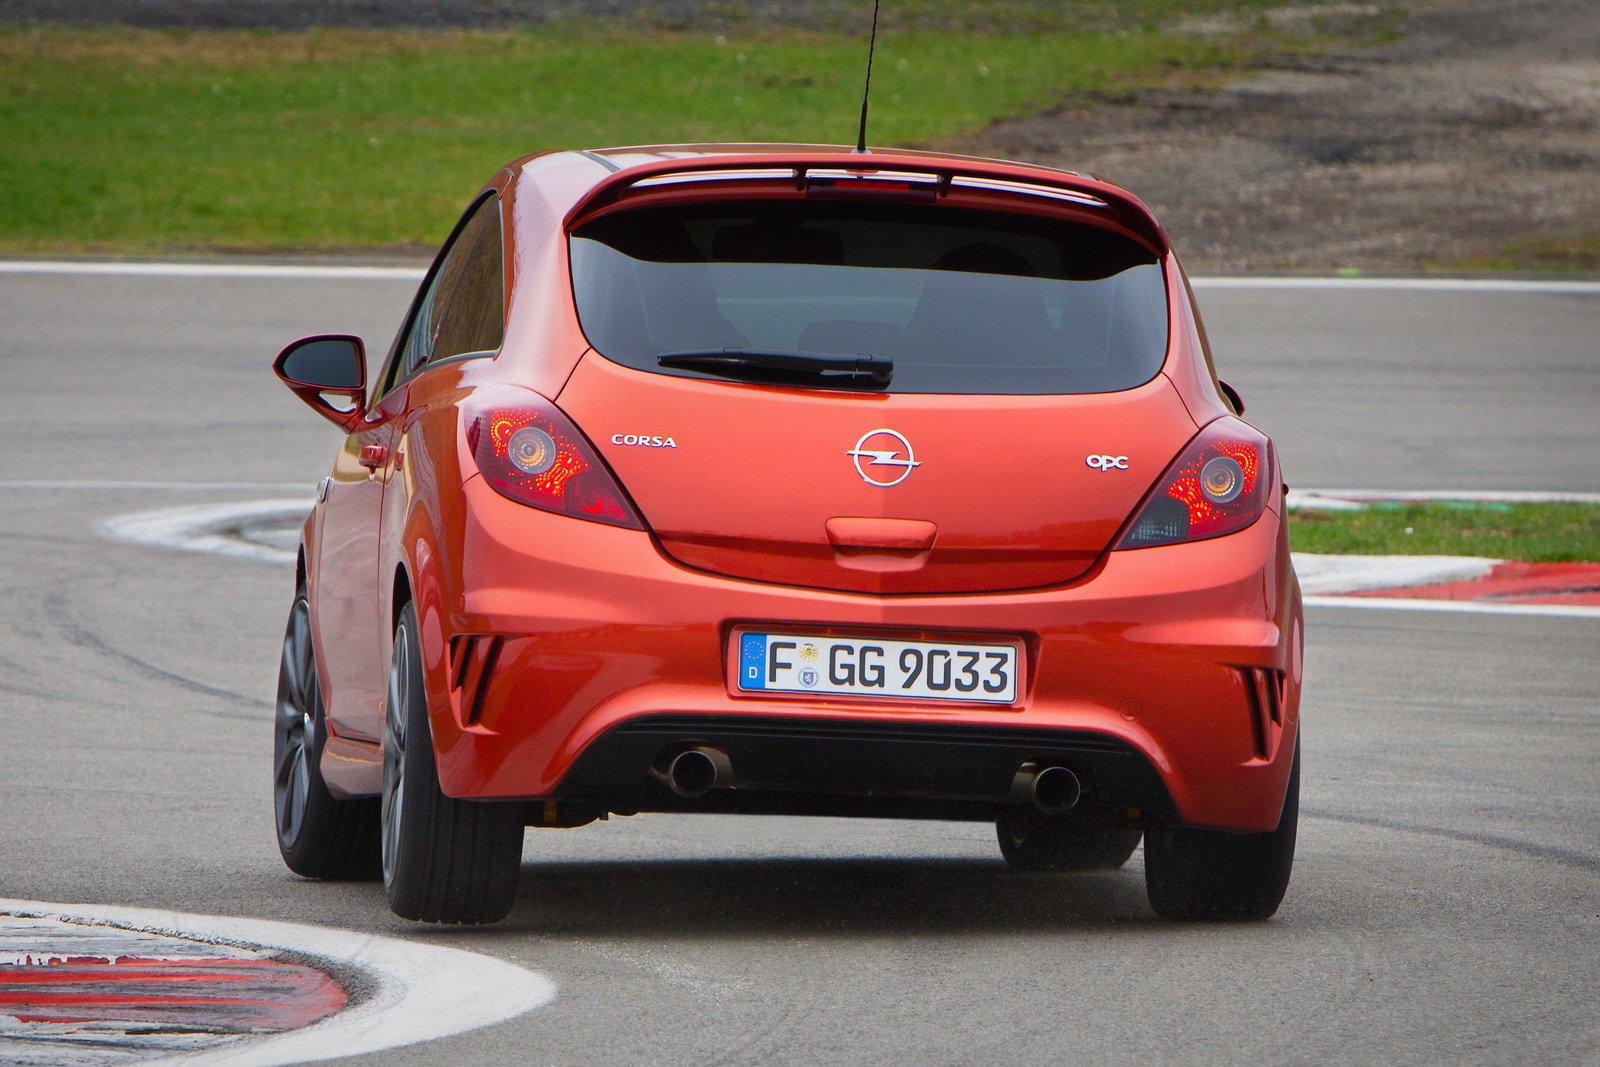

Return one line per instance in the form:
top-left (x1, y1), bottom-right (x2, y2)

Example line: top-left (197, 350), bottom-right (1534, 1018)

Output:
top-left (660, 746), bottom-right (733, 799)
top-left (658, 746), bottom-right (1081, 813)
top-left (1012, 762), bottom-right (1083, 814)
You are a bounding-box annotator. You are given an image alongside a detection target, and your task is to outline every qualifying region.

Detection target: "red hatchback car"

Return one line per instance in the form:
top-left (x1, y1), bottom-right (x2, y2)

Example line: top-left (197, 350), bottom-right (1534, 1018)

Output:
top-left (272, 144), bottom-right (1302, 925)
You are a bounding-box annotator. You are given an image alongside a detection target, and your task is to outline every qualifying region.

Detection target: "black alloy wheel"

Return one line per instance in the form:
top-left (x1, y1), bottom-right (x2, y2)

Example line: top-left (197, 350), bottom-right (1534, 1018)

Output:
top-left (382, 602), bottom-right (524, 924)
top-left (273, 588), bottom-right (380, 879)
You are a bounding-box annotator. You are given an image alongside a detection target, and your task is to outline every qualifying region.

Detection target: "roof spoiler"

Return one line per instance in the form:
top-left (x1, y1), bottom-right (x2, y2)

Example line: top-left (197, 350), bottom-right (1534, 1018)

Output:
top-left (563, 151), bottom-right (1168, 252)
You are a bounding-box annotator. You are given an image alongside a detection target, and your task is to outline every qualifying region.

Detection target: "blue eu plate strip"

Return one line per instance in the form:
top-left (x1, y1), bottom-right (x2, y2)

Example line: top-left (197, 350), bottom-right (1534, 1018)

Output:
top-left (739, 633), bottom-right (767, 690)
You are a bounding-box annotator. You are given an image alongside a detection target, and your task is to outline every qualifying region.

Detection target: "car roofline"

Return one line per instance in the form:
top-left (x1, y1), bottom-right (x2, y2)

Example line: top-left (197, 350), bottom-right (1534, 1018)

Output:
top-left (574, 142), bottom-right (1093, 176)
top-left (518, 145), bottom-right (1167, 253)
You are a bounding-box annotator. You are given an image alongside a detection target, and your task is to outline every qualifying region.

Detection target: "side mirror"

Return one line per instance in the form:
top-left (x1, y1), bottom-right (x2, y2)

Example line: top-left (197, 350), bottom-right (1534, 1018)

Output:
top-left (273, 335), bottom-right (367, 431)
top-left (1218, 379), bottom-right (1245, 415)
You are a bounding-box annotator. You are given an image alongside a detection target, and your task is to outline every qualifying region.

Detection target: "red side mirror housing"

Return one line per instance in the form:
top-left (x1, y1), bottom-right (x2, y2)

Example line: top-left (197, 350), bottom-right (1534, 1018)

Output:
top-left (273, 335), bottom-right (368, 431)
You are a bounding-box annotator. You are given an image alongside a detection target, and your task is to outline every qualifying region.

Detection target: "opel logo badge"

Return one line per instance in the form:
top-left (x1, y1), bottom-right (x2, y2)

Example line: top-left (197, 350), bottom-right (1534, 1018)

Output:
top-left (847, 428), bottom-right (921, 487)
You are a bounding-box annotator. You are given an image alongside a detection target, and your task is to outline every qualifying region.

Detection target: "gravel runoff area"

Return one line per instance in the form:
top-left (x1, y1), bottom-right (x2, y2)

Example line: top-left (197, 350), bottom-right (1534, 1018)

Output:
top-left (960, 0), bottom-right (1600, 272)
top-left (3, 0), bottom-right (1597, 272)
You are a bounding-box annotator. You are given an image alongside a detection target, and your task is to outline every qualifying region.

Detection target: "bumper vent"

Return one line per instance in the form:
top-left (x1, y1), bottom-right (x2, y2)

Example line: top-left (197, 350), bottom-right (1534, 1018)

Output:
top-left (449, 635), bottom-right (504, 726)
top-left (1239, 667), bottom-right (1287, 759)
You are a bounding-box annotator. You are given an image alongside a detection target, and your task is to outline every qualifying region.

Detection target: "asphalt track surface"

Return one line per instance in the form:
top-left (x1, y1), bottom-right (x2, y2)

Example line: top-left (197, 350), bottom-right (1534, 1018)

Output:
top-left (1, 267), bottom-right (1597, 1064)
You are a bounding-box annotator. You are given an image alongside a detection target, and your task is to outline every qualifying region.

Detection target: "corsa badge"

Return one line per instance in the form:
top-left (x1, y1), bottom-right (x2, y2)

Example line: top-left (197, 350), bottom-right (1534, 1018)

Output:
top-left (611, 434), bottom-right (677, 448)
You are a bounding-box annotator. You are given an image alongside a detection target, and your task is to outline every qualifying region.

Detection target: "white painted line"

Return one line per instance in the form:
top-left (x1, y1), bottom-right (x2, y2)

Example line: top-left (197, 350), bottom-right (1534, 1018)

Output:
top-left (1292, 552), bottom-right (1498, 595)
top-left (0, 260), bottom-right (425, 281)
top-left (102, 498), bottom-right (308, 565)
top-left (1191, 276), bottom-right (1600, 294)
top-left (2, 260), bottom-right (1596, 293)
top-left (0, 899), bottom-right (557, 1066)
top-left (0, 480), bottom-right (314, 492)
top-left (1285, 492), bottom-right (1367, 512)
top-left (1306, 595), bottom-right (1600, 619)
top-left (1294, 488), bottom-right (1600, 504)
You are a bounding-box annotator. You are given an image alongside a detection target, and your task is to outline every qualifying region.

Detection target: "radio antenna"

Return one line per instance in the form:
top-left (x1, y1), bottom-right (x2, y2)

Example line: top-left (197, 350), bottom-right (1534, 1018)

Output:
top-left (853, 0), bottom-right (882, 154)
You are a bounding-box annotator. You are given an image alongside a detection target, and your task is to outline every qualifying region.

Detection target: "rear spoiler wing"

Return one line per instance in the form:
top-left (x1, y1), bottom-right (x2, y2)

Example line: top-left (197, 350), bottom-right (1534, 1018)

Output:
top-left (562, 151), bottom-right (1169, 252)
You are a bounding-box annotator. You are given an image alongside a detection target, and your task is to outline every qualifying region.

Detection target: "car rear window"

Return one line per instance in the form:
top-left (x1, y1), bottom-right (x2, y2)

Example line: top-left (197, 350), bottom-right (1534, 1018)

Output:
top-left (569, 199), bottom-right (1168, 395)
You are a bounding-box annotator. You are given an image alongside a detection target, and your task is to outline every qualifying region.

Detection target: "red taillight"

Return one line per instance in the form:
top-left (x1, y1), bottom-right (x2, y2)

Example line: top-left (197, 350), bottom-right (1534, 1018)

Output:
top-left (1115, 417), bottom-right (1274, 549)
top-left (464, 393), bottom-right (644, 530)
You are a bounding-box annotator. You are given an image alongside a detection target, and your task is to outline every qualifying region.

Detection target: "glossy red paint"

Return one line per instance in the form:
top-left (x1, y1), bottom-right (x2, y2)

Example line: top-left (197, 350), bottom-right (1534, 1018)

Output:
top-left (275, 144), bottom-right (1301, 866)
top-left (421, 478), bottom-right (1300, 829)
top-left (559, 352), bottom-right (1201, 594)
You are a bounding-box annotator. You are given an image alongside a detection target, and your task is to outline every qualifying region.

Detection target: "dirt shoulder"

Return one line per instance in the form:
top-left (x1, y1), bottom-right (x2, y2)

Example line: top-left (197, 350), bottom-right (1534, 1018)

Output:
top-left (956, 0), bottom-right (1600, 272)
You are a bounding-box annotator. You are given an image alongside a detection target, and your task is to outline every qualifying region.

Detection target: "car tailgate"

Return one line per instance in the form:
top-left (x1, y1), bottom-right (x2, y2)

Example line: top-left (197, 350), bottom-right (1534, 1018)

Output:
top-left (558, 352), bottom-right (1197, 594)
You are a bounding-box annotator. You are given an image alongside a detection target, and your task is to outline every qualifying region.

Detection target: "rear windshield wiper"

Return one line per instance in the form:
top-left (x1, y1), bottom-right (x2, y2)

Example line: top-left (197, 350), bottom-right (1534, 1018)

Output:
top-left (657, 348), bottom-right (893, 387)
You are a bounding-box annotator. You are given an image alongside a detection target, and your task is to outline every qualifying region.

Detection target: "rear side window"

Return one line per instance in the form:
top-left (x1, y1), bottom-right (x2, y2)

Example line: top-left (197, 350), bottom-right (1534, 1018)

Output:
top-left (431, 202), bottom-right (505, 362)
top-left (569, 199), bottom-right (1167, 395)
top-left (380, 194), bottom-right (505, 396)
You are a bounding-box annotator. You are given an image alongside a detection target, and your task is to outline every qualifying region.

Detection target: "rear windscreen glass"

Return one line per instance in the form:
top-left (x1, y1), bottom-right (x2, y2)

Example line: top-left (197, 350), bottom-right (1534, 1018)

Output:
top-left (569, 199), bottom-right (1168, 395)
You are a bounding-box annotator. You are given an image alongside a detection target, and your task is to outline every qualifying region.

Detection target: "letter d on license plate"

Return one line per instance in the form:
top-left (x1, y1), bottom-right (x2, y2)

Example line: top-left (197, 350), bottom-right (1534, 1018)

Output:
top-left (736, 632), bottom-right (1019, 704)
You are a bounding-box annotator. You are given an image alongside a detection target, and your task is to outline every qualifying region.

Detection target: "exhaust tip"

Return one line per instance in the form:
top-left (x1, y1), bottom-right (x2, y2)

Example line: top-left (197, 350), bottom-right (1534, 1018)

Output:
top-left (663, 747), bottom-right (731, 799)
top-left (1029, 765), bottom-right (1082, 814)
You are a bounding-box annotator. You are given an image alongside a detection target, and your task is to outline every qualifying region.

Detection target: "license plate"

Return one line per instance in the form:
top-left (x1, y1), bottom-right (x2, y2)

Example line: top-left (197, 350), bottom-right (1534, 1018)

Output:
top-left (736, 632), bottom-right (1020, 704)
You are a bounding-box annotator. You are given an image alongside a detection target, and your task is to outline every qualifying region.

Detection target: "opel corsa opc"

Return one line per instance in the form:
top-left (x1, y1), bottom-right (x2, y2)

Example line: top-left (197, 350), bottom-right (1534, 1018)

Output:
top-left (271, 144), bottom-right (1303, 924)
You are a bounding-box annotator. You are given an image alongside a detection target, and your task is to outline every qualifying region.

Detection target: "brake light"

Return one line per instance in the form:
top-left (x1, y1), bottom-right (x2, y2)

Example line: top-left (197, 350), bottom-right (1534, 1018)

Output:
top-left (1115, 418), bottom-right (1274, 549)
top-left (465, 394), bottom-right (644, 530)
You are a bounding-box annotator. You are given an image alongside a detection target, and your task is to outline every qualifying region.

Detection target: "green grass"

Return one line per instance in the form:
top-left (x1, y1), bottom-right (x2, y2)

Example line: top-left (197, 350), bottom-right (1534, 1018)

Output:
top-left (1288, 502), bottom-right (1600, 563)
top-left (0, 18), bottom-right (1297, 253)
top-left (1442, 230), bottom-right (1600, 274)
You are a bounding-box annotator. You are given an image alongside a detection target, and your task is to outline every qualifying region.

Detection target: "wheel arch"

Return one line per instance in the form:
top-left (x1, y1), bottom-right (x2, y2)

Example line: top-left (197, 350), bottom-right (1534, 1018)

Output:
top-left (391, 562), bottom-right (413, 631)
top-left (390, 500), bottom-right (473, 791)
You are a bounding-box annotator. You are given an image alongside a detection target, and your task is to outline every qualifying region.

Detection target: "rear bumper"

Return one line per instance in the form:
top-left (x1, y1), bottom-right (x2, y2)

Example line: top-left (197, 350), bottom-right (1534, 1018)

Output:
top-left (422, 477), bottom-right (1301, 832)
top-left (552, 714), bottom-right (1178, 824)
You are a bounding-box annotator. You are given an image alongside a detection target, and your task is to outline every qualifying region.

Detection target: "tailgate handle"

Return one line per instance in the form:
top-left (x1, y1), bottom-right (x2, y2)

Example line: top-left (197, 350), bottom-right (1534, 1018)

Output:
top-left (825, 517), bottom-right (937, 552)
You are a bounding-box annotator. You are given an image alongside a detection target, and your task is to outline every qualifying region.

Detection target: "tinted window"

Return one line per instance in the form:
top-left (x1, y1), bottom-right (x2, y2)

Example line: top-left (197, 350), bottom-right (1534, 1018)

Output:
top-left (432, 203), bottom-right (505, 362)
top-left (569, 200), bottom-right (1167, 395)
top-left (380, 195), bottom-right (505, 395)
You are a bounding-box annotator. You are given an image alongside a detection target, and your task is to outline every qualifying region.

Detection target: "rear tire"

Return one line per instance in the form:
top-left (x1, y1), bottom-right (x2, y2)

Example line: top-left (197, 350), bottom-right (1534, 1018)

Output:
top-left (382, 602), bottom-right (524, 924)
top-left (996, 812), bottom-right (1142, 872)
top-left (273, 588), bottom-right (380, 880)
top-left (1143, 741), bottom-right (1299, 921)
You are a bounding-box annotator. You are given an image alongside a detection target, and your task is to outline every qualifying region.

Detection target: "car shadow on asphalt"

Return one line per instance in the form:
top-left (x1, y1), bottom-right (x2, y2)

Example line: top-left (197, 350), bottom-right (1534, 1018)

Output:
top-left (494, 857), bottom-right (1162, 935)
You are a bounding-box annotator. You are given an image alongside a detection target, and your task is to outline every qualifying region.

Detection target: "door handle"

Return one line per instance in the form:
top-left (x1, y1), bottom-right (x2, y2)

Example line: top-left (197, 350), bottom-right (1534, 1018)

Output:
top-left (824, 517), bottom-right (937, 574)
top-left (825, 517), bottom-right (937, 551)
top-left (359, 445), bottom-right (389, 470)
